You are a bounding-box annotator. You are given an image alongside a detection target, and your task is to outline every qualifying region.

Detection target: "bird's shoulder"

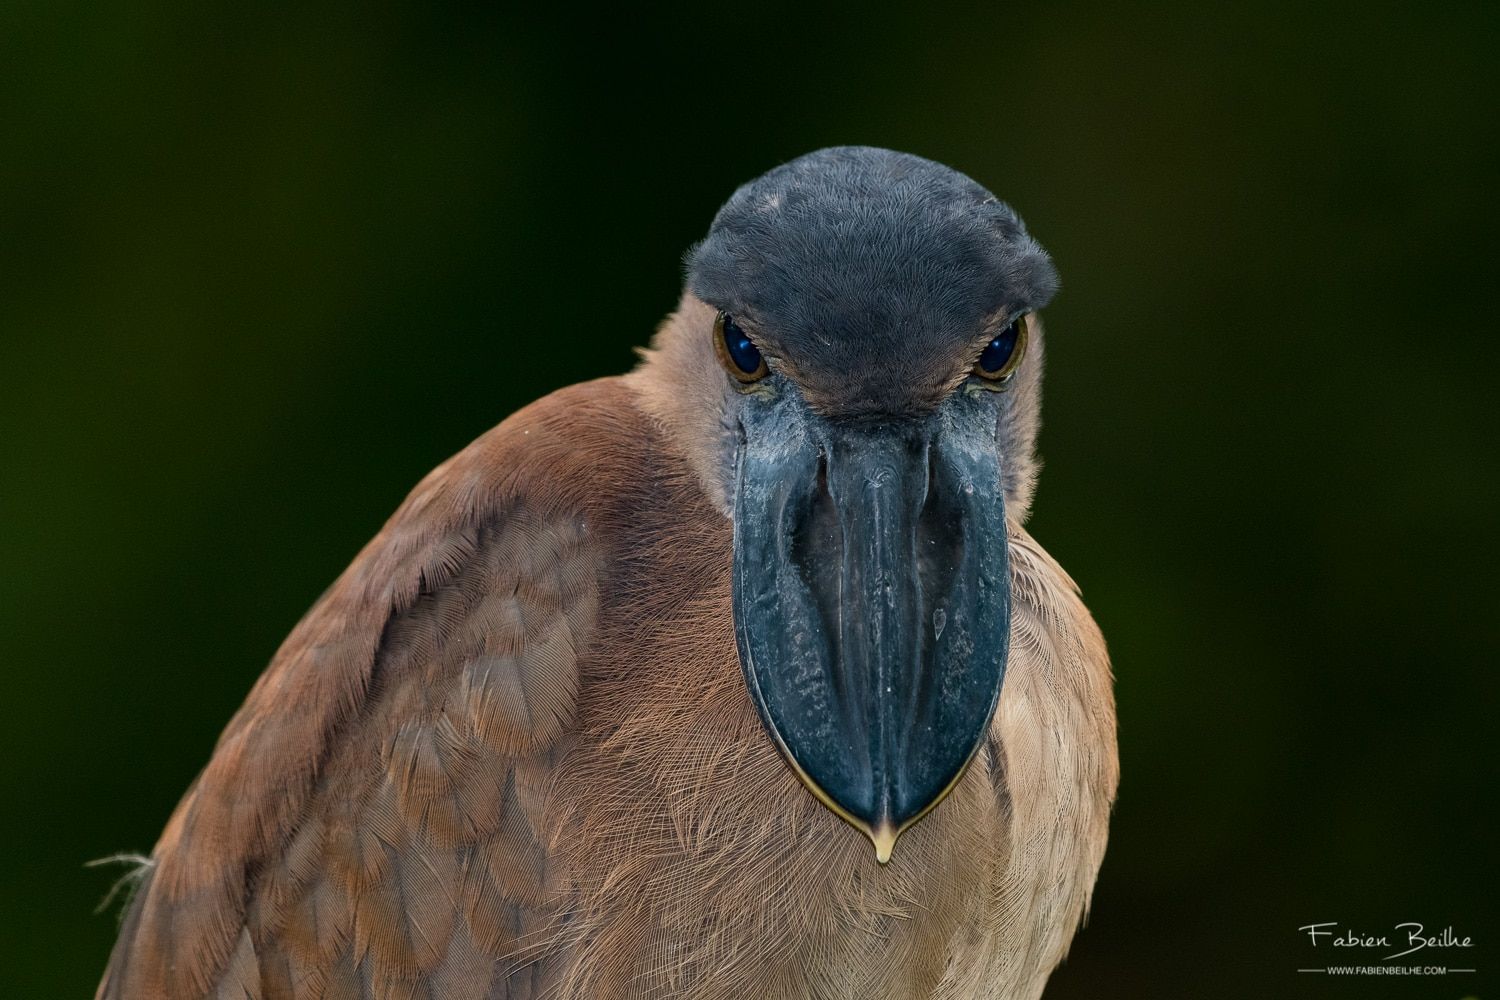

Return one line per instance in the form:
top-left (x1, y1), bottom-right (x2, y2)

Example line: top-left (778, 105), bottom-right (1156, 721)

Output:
top-left (99, 375), bottom-right (679, 999)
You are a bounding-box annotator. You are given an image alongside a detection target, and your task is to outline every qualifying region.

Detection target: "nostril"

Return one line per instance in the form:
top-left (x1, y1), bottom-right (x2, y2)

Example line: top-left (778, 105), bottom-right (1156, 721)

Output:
top-left (788, 450), bottom-right (843, 686)
top-left (789, 452), bottom-right (840, 602)
top-left (916, 445), bottom-right (964, 635)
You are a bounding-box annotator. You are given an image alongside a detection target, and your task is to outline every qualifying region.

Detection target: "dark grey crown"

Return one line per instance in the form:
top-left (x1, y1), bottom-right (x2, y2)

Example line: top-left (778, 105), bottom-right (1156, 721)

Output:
top-left (687, 146), bottom-right (1057, 414)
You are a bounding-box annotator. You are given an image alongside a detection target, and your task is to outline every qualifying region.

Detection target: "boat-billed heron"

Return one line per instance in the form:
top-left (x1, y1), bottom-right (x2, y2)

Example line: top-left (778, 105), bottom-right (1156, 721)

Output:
top-left (99, 146), bottom-right (1117, 1000)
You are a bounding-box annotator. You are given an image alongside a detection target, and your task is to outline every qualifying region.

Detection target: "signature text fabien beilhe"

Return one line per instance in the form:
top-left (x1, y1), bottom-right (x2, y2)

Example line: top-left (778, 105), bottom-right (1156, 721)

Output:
top-left (1299, 923), bottom-right (1474, 962)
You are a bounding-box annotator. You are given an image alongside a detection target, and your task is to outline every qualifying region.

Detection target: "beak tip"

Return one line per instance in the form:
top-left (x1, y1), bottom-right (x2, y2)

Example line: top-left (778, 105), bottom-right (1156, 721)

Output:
top-left (870, 821), bottom-right (899, 864)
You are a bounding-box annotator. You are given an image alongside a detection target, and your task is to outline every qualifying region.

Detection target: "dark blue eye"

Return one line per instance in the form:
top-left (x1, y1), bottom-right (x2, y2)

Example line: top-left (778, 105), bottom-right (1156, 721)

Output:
top-left (716, 313), bottom-right (768, 382)
top-left (974, 317), bottom-right (1027, 382)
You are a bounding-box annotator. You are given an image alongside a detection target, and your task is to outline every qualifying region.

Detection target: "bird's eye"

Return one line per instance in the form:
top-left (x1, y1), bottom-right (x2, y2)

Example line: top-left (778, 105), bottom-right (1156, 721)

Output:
top-left (972, 314), bottom-right (1029, 385)
top-left (714, 312), bottom-right (769, 383)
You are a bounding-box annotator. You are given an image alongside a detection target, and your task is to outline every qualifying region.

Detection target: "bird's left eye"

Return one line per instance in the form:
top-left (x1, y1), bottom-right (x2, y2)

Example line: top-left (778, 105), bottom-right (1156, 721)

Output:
top-left (714, 312), bottom-right (769, 383)
top-left (972, 314), bottom-right (1029, 385)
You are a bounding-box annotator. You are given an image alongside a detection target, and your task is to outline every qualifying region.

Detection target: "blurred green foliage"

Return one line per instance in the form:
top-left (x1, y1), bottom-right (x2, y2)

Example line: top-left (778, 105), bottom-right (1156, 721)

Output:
top-left (1, 2), bottom-right (1496, 996)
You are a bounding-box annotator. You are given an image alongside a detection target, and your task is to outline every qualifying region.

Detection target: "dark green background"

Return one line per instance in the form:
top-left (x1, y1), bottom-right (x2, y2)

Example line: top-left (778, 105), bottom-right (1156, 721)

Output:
top-left (3, 2), bottom-right (1496, 997)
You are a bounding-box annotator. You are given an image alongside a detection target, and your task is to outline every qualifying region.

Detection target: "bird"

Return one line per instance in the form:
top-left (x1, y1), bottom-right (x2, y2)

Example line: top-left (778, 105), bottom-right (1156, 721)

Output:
top-left (98, 146), bottom-right (1118, 1000)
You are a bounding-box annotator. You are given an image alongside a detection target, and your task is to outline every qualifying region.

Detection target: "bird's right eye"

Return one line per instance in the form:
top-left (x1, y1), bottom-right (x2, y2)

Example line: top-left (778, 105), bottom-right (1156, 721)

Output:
top-left (714, 312), bottom-right (769, 383)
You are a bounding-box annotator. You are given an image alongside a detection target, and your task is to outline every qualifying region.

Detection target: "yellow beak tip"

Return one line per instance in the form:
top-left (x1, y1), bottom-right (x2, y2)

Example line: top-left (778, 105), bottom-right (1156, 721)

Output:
top-left (870, 823), bottom-right (899, 864)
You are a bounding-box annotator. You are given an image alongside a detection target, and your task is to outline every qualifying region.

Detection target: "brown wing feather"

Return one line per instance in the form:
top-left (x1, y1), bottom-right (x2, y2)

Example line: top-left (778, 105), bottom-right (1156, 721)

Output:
top-left (98, 381), bottom-right (640, 1000)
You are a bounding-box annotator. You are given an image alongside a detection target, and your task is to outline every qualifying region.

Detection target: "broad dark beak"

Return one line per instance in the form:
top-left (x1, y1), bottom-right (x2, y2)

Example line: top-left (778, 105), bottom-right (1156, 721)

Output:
top-left (732, 391), bottom-right (1010, 862)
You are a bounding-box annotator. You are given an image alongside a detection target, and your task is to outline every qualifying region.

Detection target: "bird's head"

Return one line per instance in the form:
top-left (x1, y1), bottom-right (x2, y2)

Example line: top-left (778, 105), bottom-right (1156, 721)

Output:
top-left (634, 146), bottom-right (1057, 862)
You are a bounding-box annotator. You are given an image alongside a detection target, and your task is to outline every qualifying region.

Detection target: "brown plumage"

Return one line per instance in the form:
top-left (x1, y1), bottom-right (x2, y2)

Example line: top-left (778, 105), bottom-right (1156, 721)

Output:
top-left (100, 150), bottom-right (1117, 1000)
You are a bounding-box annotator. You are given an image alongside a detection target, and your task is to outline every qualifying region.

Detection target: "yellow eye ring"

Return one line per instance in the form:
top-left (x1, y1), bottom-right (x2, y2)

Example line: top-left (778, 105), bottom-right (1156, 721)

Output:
top-left (714, 311), bottom-right (770, 383)
top-left (972, 313), bottom-right (1029, 386)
